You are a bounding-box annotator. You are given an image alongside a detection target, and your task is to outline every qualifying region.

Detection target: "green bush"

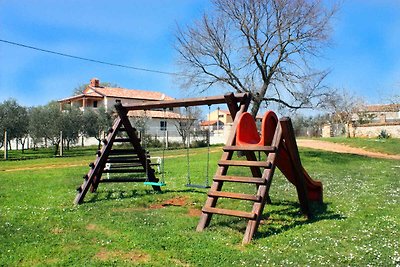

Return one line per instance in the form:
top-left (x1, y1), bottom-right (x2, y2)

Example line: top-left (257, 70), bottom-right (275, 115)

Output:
top-left (377, 129), bottom-right (390, 139)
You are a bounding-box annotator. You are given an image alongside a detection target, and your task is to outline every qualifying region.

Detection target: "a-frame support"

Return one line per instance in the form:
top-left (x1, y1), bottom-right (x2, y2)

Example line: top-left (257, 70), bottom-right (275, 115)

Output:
top-left (74, 103), bottom-right (160, 205)
top-left (197, 117), bottom-right (323, 244)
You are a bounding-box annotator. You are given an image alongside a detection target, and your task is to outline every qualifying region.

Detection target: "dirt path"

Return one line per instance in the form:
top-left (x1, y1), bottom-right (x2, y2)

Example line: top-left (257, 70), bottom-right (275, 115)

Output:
top-left (297, 139), bottom-right (400, 160)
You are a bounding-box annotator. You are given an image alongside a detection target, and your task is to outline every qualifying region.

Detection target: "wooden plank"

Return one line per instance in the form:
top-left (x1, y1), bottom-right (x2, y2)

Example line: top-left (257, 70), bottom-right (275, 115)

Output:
top-left (109, 149), bottom-right (139, 155)
top-left (121, 93), bottom-right (247, 111)
top-left (106, 158), bottom-right (142, 163)
top-left (218, 160), bottom-right (271, 168)
top-left (100, 178), bottom-right (146, 183)
top-left (208, 191), bottom-right (261, 202)
top-left (223, 145), bottom-right (276, 152)
top-left (103, 169), bottom-right (145, 173)
top-left (213, 175), bottom-right (266, 184)
top-left (202, 207), bottom-right (256, 219)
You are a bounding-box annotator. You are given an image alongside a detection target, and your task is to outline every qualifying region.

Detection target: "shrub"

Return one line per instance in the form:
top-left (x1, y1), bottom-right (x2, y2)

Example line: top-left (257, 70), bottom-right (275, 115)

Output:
top-left (377, 129), bottom-right (390, 139)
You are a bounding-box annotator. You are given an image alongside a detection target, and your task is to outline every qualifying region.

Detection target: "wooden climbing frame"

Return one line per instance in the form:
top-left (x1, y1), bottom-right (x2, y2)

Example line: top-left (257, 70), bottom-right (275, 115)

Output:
top-left (73, 91), bottom-right (323, 245)
top-left (74, 92), bottom-right (250, 205)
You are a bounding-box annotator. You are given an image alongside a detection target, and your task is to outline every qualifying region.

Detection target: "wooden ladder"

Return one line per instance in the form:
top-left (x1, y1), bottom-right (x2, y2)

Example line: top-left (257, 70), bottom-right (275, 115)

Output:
top-left (197, 121), bottom-right (283, 244)
top-left (74, 103), bottom-right (160, 205)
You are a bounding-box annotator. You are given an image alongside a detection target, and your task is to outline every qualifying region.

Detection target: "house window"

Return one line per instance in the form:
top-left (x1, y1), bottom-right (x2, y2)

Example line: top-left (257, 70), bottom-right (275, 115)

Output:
top-left (218, 114), bottom-right (224, 118)
top-left (93, 101), bottom-right (98, 108)
top-left (160, 121), bottom-right (167, 131)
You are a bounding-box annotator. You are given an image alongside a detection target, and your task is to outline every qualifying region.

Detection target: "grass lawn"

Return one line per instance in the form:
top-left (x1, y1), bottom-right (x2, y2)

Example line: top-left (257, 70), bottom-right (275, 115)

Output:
top-left (0, 146), bottom-right (399, 266)
top-left (320, 137), bottom-right (400, 155)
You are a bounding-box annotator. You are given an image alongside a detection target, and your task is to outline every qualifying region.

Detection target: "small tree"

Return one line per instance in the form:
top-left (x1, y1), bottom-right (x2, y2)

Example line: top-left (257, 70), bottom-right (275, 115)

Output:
top-left (61, 106), bottom-right (83, 149)
top-left (81, 107), bottom-right (113, 149)
top-left (0, 99), bottom-right (29, 151)
top-left (29, 102), bottom-right (65, 155)
top-left (322, 89), bottom-right (365, 138)
top-left (173, 107), bottom-right (202, 145)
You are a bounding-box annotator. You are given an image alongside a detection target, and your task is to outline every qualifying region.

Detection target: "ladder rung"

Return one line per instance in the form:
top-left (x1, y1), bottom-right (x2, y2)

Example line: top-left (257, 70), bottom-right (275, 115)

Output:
top-left (114, 138), bottom-right (132, 142)
top-left (106, 158), bottom-right (141, 163)
top-left (208, 191), bottom-right (261, 201)
top-left (223, 145), bottom-right (277, 152)
top-left (213, 175), bottom-right (266, 184)
top-left (103, 169), bottom-right (145, 173)
top-left (100, 178), bottom-right (147, 183)
top-left (106, 163), bottom-right (158, 169)
top-left (109, 149), bottom-right (138, 155)
top-left (218, 160), bottom-right (271, 168)
top-left (202, 207), bottom-right (256, 219)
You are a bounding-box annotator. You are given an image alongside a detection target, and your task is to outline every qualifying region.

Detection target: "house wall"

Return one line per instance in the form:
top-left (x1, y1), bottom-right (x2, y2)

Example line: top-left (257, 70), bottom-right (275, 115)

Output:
top-left (352, 122), bottom-right (400, 138)
top-left (208, 110), bottom-right (232, 124)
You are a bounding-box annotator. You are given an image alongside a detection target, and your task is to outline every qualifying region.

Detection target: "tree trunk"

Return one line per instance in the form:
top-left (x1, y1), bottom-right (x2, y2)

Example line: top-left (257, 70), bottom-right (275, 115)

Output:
top-left (97, 138), bottom-right (101, 150)
top-left (250, 97), bottom-right (263, 118)
top-left (54, 143), bottom-right (59, 156)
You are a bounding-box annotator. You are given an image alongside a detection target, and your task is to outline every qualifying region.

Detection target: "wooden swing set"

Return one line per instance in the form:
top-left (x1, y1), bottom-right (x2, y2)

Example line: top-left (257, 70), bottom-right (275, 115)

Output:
top-left (74, 92), bottom-right (322, 244)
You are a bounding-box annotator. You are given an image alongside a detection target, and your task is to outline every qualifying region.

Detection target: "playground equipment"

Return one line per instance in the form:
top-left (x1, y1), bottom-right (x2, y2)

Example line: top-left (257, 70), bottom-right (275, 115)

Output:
top-left (74, 92), bottom-right (323, 244)
top-left (185, 105), bottom-right (211, 189)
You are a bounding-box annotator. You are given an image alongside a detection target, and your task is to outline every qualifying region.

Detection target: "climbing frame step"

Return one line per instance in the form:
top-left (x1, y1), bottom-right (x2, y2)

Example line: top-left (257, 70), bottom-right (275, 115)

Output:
top-left (208, 191), bottom-right (262, 202)
top-left (213, 175), bottom-right (266, 184)
top-left (223, 145), bottom-right (277, 152)
top-left (218, 160), bottom-right (272, 168)
top-left (202, 207), bottom-right (256, 219)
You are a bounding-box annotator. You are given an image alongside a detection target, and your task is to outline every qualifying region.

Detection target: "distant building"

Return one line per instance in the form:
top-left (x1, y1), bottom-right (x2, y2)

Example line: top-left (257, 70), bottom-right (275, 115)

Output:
top-left (323, 103), bottom-right (400, 138)
top-left (58, 78), bottom-right (188, 137)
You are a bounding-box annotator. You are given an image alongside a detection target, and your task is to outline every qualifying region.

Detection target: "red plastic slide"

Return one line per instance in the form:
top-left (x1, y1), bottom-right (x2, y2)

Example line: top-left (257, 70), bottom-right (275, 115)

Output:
top-left (276, 148), bottom-right (323, 202)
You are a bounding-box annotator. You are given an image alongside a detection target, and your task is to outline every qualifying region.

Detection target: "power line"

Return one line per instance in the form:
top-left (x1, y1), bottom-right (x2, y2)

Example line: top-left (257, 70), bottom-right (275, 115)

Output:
top-left (0, 38), bottom-right (179, 76)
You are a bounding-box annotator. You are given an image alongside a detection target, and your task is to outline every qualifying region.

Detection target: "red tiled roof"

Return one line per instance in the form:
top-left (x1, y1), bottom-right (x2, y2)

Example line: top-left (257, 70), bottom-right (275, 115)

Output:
top-left (363, 104), bottom-right (400, 112)
top-left (127, 110), bottom-right (188, 120)
top-left (58, 93), bottom-right (103, 102)
top-left (88, 86), bottom-right (174, 101)
top-left (200, 120), bottom-right (219, 126)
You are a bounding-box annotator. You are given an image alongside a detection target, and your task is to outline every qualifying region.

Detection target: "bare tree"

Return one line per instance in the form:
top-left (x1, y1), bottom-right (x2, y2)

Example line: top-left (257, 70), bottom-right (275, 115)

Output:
top-left (176, 0), bottom-right (338, 116)
top-left (173, 107), bottom-right (202, 145)
top-left (322, 89), bottom-right (367, 138)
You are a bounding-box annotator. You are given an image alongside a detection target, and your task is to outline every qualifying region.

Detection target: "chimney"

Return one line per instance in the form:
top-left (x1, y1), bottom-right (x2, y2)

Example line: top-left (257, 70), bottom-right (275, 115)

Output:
top-left (90, 78), bottom-right (100, 87)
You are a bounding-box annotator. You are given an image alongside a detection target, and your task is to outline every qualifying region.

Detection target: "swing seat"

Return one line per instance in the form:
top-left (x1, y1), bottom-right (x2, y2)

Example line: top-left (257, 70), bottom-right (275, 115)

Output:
top-left (236, 111), bottom-right (278, 146)
top-left (144, 181), bottom-right (166, 186)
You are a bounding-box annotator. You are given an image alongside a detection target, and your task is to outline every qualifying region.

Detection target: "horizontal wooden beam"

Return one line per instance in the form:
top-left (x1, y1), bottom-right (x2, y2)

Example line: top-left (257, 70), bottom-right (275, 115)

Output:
top-left (120, 93), bottom-right (248, 111)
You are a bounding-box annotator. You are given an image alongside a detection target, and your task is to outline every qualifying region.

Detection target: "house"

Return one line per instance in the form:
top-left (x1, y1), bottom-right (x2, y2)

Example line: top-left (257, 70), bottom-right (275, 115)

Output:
top-left (323, 103), bottom-right (400, 138)
top-left (58, 78), bottom-right (174, 112)
top-left (359, 104), bottom-right (400, 123)
top-left (207, 109), bottom-right (233, 124)
top-left (58, 78), bottom-right (189, 139)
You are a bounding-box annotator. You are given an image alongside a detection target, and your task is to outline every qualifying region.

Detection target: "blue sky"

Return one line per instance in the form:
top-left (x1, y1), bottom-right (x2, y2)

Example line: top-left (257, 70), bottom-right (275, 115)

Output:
top-left (0, 0), bottom-right (399, 107)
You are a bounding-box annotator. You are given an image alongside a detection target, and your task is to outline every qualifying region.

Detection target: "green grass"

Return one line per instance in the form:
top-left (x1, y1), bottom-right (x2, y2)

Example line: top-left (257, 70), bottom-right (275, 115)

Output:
top-left (320, 137), bottom-right (400, 155)
top-left (0, 147), bottom-right (399, 266)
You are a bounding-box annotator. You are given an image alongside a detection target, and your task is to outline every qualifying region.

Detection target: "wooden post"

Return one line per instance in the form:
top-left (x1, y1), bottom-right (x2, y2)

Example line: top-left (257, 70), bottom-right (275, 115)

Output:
top-left (165, 130), bottom-right (168, 149)
top-left (59, 131), bottom-right (63, 157)
top-left (216, 107), bottom-right (220, 135)
top-left (4, 130), bottom-right (8, 160)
